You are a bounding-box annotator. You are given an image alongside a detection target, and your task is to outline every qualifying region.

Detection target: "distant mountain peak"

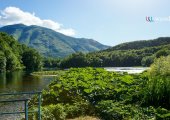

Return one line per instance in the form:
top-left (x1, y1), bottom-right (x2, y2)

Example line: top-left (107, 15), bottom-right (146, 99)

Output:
top-left (0, 24), bottom-right (109, 57)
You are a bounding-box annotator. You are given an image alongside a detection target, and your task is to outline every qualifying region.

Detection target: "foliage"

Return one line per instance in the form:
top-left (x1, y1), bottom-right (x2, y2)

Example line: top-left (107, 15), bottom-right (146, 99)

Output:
top-left (66, 116), bottom-right (100, 120)
top-left (0, 32), bottom-right (43, 72)
top-left (22, 49), bottom-right (43, 71)
top-left (60, 52), bottom-right (88, 68)
top-left (42, 104), bottom-right (66, 120)
top-left (0, 52), bottom-right (6, 72)
top-left (149, 56), bottom-right (170, 77)
top-left (43, 57), bottom-right (60, 68)
top-left (0, 32), bottom-right (23, 71)
top-left (106, 37), bottom-right (170, 51)
top-left (155, 107), bottom-right (170, 119)
top-left (141, 55), bottom-right (155, 67)
top-left (155, 48), bottom-right (170, 58)
top-left (29, 104), bottom-right (66, 120)
top-left (144, 56), bottom-right (170, 108)
top-left (60, 44), bottom-right (170, 68)
top-left (29, 68), bottom-right (152, 120)
top-left (29, 65), bottom-right (170, 119)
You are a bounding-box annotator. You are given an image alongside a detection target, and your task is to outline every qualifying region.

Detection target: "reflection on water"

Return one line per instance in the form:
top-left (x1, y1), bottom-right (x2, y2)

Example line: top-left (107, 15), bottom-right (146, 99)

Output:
top-left (0, 70), bottom-right (54, 93)
top-left (104, 67), bottom-right (149, 74)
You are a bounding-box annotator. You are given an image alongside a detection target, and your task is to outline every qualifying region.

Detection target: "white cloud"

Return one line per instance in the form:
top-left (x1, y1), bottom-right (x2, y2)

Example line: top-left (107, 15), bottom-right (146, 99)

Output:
top-left (0, 7), bottom-right (76, 36)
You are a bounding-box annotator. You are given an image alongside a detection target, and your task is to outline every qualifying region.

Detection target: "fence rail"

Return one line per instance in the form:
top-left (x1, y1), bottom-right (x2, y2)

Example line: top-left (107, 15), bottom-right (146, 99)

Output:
top-left (0, 91), bottom-right (42, 120)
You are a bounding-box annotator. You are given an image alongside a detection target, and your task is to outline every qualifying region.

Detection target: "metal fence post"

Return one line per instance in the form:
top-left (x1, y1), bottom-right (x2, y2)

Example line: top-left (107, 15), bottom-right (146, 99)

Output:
top-left (38, 93), bottom-right (41, 120)
top-left (25, 100), bottom-right (28, 120)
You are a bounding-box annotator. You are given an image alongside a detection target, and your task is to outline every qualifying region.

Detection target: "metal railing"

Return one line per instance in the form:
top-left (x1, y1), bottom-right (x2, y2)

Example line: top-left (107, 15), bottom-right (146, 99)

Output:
top-left (0, 91), bottom-right (42, 120)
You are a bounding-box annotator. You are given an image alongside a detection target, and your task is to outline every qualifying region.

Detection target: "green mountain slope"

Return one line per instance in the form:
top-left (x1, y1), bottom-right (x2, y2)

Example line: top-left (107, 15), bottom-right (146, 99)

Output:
top-left (60, 38), bottom-right (170, 68)
top-left (106, 37), bottom-right (170, 51)
top-left (0, 24), bottom-right (109, 57)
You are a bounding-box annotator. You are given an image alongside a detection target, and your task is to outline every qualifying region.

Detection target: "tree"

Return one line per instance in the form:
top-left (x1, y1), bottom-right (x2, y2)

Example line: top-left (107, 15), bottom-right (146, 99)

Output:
top-left (155, 49), bottom-right (170, 58)
top-left (0, 52), bottom-right (6, 72)
top-left (4, 50), bottom-right (22, 71)
top-left (60, 52), bottom-right (88, 68)
top-left (0, 32), bottom-right (43, 72)
top-left (43, 57), bottom-right (60, 68)
top-left (141, 56), bottom-right (155, 67)
top-left (22, 49), bottom-right (43, 71)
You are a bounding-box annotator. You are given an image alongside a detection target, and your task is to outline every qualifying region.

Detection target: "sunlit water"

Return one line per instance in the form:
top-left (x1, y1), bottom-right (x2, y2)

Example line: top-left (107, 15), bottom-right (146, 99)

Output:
top-left (104, 67), bottom-right (149, 74)
top-left (0, 70), bottom-right (55, 93)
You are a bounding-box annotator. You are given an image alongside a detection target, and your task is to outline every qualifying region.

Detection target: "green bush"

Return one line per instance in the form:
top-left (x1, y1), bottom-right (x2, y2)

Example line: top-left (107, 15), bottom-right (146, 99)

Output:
top-left (29, 104), bottom-right (66, 120)
top-left (96, 100), bottom-right (155, 120)
top-left (141, 55), bottom-right (154, 67)
top-left (38, 68), bottom-right (148, 119)
top-left (96, 100), bottom-right (129, 120)
top-left (29, 67), bottom-right (170, 119)
top-left (144, 56), bottom-right (170, 108)
top-left (149, 56), bottom-right (170, 77)
top-left (155, 49), bottom-right (170, 58)
top-left (155, 107), bottom-right (170, 119)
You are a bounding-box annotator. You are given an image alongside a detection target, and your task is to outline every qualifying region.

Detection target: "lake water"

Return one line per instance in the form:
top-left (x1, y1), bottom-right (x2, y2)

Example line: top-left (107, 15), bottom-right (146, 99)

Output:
top-left (104, 67), bottom-right (149, 74)
top-left (0, 70), bottom-right (54, 93)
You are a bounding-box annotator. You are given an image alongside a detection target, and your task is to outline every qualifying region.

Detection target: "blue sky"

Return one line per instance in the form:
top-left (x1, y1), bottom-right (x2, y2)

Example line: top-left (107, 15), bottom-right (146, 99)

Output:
top-left (0, 0), bottom-right (170, 46)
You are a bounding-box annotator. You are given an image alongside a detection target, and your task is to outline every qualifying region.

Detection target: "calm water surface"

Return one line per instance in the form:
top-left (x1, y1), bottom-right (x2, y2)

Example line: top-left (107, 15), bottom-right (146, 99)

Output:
top-left (0, 70), bottom-right (54, 93)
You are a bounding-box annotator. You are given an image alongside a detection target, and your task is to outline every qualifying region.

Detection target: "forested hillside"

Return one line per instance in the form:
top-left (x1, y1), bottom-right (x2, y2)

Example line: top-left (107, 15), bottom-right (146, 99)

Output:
top-left (106, 37), bottom-right (170, 51)
top-left (60, 38), bottom-right (170, 68)
top-left (0, 32), bottom-right (42, 72)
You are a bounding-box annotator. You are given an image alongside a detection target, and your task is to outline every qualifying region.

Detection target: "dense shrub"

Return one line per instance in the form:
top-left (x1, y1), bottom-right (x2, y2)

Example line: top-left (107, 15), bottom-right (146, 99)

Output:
top-left (30, 66), bottom-right (170, 119)
top-left (31, 68), bottom-right (147, 119)
top-left (144, 56), bottom-right (170, 108)
top-left (141, 55), bottom-right (154, 67)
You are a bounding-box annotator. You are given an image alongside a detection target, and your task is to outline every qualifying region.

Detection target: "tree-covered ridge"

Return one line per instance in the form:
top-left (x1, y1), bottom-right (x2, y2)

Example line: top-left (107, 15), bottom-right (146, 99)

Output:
top-left (106, 37), bottom-right (170, 51)
top-left (0, 32), bottom-right (42, 72)
top-left (0, 24), bottom-right (109, 58)
top-left (59, 44), bottom-right (170, 68)
top-left (40, 36), bottom-right (170, 68)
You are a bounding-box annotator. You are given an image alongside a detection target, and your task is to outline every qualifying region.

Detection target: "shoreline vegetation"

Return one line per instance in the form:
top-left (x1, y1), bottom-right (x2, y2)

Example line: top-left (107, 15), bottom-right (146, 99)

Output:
top-left (31, 67), bottom-right (149, 77)
top-left (28, 55), bottom-right (170, 120)
top-left (31, 70), bottom-right (65, 77)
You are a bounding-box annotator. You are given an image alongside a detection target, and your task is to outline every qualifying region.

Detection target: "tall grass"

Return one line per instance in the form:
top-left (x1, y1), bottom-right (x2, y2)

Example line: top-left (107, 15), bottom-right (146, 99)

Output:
top-left (144, 56), bottom-right (170, 108)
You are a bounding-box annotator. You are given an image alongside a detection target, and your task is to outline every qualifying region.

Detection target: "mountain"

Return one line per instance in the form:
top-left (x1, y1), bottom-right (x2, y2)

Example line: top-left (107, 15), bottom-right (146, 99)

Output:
top-left (0, 24), bottom-right (109, 57)
top-left (60, 37), bottom-right (170, 68)
top-left (105, 37), bottom-right (170, 51)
